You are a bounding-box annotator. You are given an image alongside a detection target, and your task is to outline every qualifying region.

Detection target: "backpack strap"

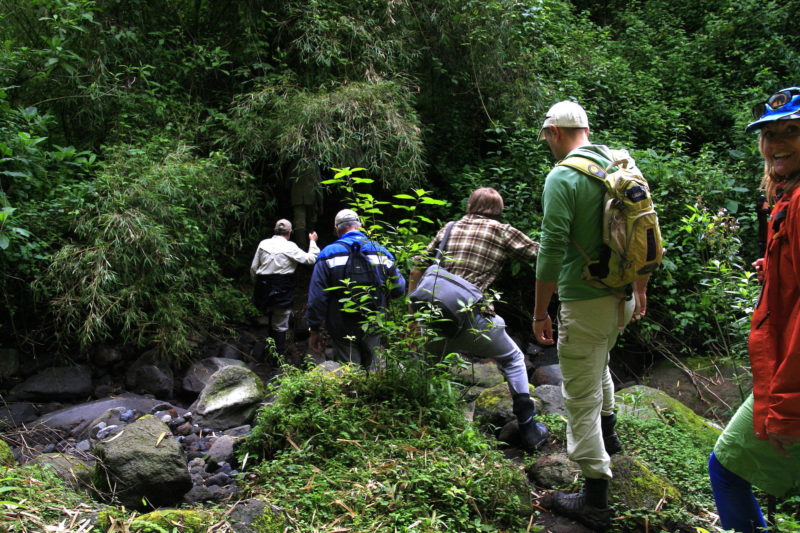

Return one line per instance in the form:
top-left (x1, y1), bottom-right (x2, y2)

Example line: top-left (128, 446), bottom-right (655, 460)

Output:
top-left (558, 155), bottom-right (608, 181)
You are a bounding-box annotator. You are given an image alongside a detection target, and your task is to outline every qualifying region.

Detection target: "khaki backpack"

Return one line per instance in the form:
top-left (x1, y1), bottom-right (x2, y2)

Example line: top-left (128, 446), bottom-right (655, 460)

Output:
top-left (558, 149), bottom-right (663, 290)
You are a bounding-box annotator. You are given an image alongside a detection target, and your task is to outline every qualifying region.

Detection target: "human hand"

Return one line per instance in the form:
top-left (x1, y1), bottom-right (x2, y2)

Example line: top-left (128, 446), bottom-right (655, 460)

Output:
top-left (532, 315), bottom-right (554, 345)
top-left (309, 231), bottom-right (319, 242)
top-left (768, 432), bottom-right (800, 457)
top-left (753, 258), bottom-right (765, 283)
top-left (630, 290), bottom-right (647, 323)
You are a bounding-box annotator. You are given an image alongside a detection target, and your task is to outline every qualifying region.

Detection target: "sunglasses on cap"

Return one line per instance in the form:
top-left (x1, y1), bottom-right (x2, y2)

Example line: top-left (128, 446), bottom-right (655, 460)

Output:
top-left (751, 88), bottom-right (800, 120)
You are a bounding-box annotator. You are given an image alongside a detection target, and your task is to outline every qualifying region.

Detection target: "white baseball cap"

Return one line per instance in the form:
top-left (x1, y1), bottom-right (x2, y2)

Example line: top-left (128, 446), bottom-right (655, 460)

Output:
top-left (537, 101), bottom-right (589, 140)
top-left (334, 209), bottom-right (360, 226)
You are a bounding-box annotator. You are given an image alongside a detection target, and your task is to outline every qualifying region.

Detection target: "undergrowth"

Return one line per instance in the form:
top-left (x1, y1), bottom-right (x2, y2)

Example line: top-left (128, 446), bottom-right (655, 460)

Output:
top-left (238, 364), bottom-right (535, 532)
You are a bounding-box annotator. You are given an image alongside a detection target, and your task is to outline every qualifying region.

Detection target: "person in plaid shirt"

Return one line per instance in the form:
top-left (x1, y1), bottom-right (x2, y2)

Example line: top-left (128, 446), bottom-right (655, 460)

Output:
top-left (409, 187), bottom-right (549, 451)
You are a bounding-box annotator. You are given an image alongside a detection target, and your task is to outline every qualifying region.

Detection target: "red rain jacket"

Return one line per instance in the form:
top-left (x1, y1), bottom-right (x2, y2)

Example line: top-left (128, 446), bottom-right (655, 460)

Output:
top-left (749, 187), bottom-right (800, 440)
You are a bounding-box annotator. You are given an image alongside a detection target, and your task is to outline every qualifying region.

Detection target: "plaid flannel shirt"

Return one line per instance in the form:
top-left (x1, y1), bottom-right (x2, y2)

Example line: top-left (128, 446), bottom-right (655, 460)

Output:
top-left (420, 214), bottom-right (539, 314)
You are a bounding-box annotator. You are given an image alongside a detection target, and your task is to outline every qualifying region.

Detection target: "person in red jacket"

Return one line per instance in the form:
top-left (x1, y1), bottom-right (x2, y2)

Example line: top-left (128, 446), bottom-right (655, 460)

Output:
top-left (709, 87), bottom-right (800, 532)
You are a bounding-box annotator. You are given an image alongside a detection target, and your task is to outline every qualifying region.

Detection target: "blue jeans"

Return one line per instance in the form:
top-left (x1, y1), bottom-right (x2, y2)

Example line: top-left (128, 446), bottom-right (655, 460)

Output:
top-left (709, 451), bottom-right (768, 532)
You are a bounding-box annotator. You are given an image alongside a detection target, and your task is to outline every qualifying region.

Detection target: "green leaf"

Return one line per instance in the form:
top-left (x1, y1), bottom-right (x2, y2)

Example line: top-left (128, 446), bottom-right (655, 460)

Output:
top-left (0, 235), bottom-right (9, 250)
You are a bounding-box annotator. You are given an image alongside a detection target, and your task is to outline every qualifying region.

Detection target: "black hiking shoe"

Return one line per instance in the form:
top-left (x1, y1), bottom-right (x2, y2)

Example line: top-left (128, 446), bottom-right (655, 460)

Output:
top-left (601, 413), bottom-right (623, 455)
top-left (547, 477), bottom-right (611, 531)
top-left (549, 490), bottom-right (612, 531)
top-left (518, 420), bottom-right (549, 451)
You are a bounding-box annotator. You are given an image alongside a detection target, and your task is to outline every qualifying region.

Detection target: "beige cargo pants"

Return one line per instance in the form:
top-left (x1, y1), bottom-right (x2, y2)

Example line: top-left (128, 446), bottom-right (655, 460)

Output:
top-left (558, 294), bottom-right (634, 479)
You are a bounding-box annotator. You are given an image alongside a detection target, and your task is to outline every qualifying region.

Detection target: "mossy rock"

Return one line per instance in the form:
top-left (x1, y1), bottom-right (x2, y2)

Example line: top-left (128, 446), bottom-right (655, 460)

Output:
top-left (228, 498), bottom-right (288, 533)
top-left (474, 383), bottom-right (538, 428)
top-left (610, 454), bottom-right (682, 510)
top-left (131, 509), bottom-right (210, 532)
top-left (30, 453), bottom-right (93, 489)
top-left (616, 385), bottom-right (721, 449)
top-left (0, 439), bottom-right (15, 466)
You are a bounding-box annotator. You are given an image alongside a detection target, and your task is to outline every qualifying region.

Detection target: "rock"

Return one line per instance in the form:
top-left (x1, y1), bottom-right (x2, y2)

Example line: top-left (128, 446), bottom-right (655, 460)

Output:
top-left (528, 452), bottom-right (580, 488)
top-left (131, 509), bottom-right (210, 532)
top-left (190, 366), bottom-right (264, 430)
top-left (474, 383), bottom-right (538, 428)
top-left (0, 402), bottom-right (39, 428)
top-left (93, 345), bottom-right (124, 367)
top-left (10, 365), bottom-right (92, 401)
top-left (610, 454), bottom-right (682, 509)
top-left (35, 394), bottom-right (184, 438)
top-left (30, 453), bottom-right (93, 489)
top-left (533, 384), bottom-right (567, 416)
top-left (532, 364), bottom-right (563, 386)
top-left (616, 385), bottom-right (722, 449)
top-left (451, 360), bottom-right (505, 388)
top-left (228, 498), bottom-right (289, 533)
top-left (643, 357), bottom-right (751, 421)
top-left (0, 348), bottom-right (20, 380)
top-left (0, 439), bottom-right (15, 466)
top-left (93, 415), bottom-right (192, 509)
top-left (127, 364), bottom-right (173, 398)
top-left (224, 425), bottom-right (252, 438)
top-left (207, 435), bottom-right (236, 466)
top-left (182, 357), bottom-right (247, 394)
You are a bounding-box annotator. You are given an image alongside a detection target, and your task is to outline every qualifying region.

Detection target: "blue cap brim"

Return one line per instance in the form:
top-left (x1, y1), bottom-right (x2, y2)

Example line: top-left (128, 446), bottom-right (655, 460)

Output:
top-left (746, 108), bottom-right (800, 132)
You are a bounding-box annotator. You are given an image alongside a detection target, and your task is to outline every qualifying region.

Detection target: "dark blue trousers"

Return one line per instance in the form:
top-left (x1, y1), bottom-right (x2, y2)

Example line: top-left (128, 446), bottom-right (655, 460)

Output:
top-left (709, 451), bottom-right (768, 532)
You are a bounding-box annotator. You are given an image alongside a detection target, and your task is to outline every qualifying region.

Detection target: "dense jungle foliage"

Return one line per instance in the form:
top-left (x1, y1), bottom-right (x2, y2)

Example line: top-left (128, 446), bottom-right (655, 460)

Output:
top-left (3, 0), bottom-right (793, 365)
top-left (3, 0), bottom-right (800, 531)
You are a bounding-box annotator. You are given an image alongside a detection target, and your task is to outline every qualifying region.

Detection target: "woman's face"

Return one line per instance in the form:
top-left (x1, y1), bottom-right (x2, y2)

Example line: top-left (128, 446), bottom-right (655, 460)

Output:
top-left (761, 119), bottom-right (800, 177)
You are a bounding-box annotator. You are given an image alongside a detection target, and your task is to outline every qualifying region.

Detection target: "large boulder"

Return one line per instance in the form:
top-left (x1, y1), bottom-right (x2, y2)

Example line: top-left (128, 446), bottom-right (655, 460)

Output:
top-left (10, 365), bottom-right (92, 401)
top-left (473, 383), bottom-right (540, 428)
top-left (93, 415), bottom-right (191, 509)
top-left (190, 366), bottom-right (264, 430)
top-left (643, 357), bottom-right (751, 421)
top-left (35, 394), bottom-right (183, 437)
top-left (125, 351), bottom-right (174, 398)
top-left (616, 385), bottom-right (722, 449)
top-left (182, 357), bottom-right (247, 394)
top-left (0, 348), bottom-right (20, 380)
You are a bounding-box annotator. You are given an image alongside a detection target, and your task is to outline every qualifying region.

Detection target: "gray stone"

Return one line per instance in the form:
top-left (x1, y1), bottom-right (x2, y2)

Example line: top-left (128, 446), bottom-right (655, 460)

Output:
top-left (451, 360), bottom-right (505, 388)
top-left (182, 357), bottom-right (247, 394)
top-left (0, 402), bottom-right (38, 428)
top-left (207, 435), bottom-right (236, 466)
top-left (93, 415), bottom-right (191, 509)
top-left (127, 364), bottom-right (173, 398)
top-left (35, 394), bottom-right (183, 439)
top-left (93, 345), bottom-right (123, 367)
top-left (10, 366), bottom-right (92, 401)
top-left (31, 453), bottom-right (94, 490)
top-left (190, 366), bottom-right (264, 430)
top-left (532, 364), bottom-right (563, 386)
top-left (528, 452), bottom-right (581, 489)
top-left (0, 348), bottom-right (20, 380)
top-left (228, 498), bottom-right (288, 533)
top-left (533, 384), bottom-right (567, 416)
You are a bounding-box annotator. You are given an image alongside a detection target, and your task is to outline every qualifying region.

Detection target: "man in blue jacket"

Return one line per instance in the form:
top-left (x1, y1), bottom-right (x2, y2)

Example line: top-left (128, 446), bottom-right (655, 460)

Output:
top-left (307, 209), bottom-right (406, 369)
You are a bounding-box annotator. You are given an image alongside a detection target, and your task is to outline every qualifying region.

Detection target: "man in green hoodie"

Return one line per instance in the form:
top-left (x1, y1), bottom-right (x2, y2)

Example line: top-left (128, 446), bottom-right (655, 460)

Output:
top-left (532, 100), bottom-right (648, 530)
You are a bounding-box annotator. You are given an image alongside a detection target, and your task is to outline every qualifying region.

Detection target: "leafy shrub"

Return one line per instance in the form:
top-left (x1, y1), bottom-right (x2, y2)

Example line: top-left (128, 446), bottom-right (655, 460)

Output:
top-left (37, 141), bottom-right (259, 360)
top-left (240, 364), bottom-right (532, 532)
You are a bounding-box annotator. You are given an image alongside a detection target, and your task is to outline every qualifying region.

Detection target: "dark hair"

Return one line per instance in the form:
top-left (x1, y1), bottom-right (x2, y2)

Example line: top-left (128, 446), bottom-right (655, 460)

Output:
top-left (467, 187), bottom-right (504, 217)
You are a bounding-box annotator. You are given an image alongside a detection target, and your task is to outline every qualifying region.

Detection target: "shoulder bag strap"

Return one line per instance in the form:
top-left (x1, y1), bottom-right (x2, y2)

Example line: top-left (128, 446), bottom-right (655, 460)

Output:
top-left (434, 221), bottom-right (456, 263)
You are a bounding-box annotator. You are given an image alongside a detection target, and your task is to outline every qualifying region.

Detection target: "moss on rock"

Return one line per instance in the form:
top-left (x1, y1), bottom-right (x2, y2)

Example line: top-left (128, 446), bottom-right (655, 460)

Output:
top-left (131, 509), bottom-right (210, 532)
top-left (0, 439), bottom-right (15, 466)
top-left (616, 385), bottom-right (721, 449)
top-left (610, 454), bottom-right (682, 509)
